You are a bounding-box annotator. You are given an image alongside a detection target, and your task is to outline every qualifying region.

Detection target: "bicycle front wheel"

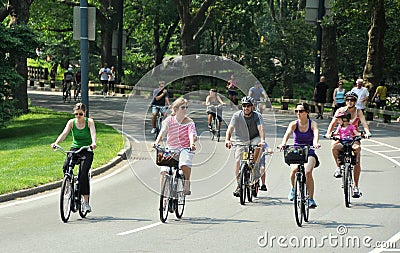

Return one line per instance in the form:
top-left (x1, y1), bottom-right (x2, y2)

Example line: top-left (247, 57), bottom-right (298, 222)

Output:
top-left (239, 165), bottom-right (247, 205)
top-left (343, 163), bottom-right (352, 208)
top-left (159, 175), bottom-right (171, 222)
top-left (246, 170), bottom-right (253, 202)
top-left (293, 175), bottom-right (303, 227)
top-left (60, 176), bottom-right (73, 223)
top-left (175, 174), bottom-right (186, 219)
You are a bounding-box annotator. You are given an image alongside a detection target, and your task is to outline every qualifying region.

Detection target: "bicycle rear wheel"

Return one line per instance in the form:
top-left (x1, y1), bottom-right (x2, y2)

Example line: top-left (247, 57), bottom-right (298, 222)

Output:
top-left (159, 175), bottom-right (171, 222)
top-left (303, 181), bottom-right (310, 222)
top-left (343, 163), bottom-right (352, 208)
top-left (175, 174), bottom-right (186, 219)
top-left (293, 175), bottom-right (303, 227)
top-left (60, 176), bottom-right (73, 223)
top-left (239, 165), bottom-right (247, 205)
top-left (252, 179), bottom-right (259, 197)
top-left (78, 194), bottom-right (88, 218)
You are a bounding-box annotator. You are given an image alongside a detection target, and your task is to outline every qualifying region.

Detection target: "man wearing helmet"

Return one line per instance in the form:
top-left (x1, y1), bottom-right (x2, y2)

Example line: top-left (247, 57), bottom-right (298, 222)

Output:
top-left (325, 91), bottom-right (371, 198)
top-left (225, 96), bottom-right (266, 197)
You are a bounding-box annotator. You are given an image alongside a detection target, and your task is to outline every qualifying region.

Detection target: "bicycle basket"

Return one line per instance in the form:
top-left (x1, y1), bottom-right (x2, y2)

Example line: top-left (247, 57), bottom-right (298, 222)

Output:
top-left (156, 148), bottom-right (179, 167)
top-left (284, 146), bottom-right (308, 165)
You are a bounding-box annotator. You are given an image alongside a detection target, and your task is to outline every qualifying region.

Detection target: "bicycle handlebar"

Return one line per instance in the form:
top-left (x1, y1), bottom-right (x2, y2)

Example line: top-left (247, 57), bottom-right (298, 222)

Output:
top-left (53, 144), bottom-right (92, 154)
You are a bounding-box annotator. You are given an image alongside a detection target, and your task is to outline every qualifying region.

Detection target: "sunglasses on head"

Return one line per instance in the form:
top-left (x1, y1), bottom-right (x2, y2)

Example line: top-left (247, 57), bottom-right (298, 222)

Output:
top-left (295, 109), bottom-right (305, 113)
top-left (74, 112), bottom-right (84, 116)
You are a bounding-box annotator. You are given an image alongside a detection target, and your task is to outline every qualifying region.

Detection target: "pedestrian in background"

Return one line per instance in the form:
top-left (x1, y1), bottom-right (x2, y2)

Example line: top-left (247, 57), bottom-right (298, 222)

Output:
top-left (313, 76), bottom-right (328, 119)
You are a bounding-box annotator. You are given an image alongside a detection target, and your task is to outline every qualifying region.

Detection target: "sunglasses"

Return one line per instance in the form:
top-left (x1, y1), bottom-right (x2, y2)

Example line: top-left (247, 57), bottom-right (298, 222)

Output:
top-left (295, 109), bottom-right (305, 113)
top-left (180, 106), bottom-right (188, 110)
top-left (74, 112), bottom-right (84, 116)
top-left (242, 104), bottom-right (252, 108)
top-left (346, 99), bottom-right (356, 102)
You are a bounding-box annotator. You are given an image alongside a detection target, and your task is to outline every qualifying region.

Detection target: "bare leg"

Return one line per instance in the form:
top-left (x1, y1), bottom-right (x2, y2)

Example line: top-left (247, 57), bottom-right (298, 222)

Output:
top-left (353, 146), bottom-right (361, 188)
top-left (304, 157), bottom-right (316, 199)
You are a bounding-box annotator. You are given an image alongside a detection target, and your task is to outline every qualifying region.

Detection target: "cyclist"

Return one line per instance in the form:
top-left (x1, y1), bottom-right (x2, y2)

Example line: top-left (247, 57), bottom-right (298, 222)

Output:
top-left (325, 91), bottom-right (371, 198)
top-left (277, 102), bottom-right (321, 208)
top-left (151, 81), bottom-right (170, 134)
top-left (248, 81), bottom-right (268, 113)
top-left (63, 68), bottom-right (74, 100)
top-left (226, 74), bottom-right (238, 110)
top-left (331, 111), bottom-right (362, 175)
top-left (205, 88), bottom-right (225, 132)
top-left (225, 96), bottom-right (265, 197)
top-left (154, 97), bottom-right (197, 195)
top-left (51, 103), bottom-right (97, 213)
top-left (74, 69), bottom-right (81, 101)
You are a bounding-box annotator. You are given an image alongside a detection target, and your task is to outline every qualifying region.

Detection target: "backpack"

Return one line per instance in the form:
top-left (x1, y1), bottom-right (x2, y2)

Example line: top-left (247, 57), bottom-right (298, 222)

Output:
top-left (65, 73), bottom-right (73, 81)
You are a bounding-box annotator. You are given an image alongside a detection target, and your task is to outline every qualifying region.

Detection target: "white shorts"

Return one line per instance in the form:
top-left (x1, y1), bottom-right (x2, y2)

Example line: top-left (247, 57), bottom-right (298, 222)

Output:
top-left (159, 148), bottom-right (194, 174)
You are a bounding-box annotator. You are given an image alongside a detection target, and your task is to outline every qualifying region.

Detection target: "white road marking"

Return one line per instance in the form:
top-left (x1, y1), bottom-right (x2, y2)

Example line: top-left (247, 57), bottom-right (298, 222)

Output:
top-left (117, 222), bottom-right (162, 236)
top-left (363, 139), bottom-right (400, 167)
top-left (368, 231), bottom-right (400, 253)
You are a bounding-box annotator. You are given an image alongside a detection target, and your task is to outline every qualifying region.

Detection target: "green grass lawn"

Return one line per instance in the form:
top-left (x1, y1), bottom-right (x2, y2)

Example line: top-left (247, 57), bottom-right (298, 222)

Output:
top-left (0, 107), bottom-right (124, 195)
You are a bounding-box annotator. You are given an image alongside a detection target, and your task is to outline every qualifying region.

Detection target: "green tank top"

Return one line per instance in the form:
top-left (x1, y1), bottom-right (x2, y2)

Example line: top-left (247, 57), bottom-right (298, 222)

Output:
top-left (71, 118), bottom-right (92, 148)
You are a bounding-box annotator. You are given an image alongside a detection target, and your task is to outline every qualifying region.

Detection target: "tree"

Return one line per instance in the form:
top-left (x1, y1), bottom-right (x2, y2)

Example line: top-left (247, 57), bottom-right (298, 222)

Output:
top-left (0, 0), bottom-right (36, 113)
top-left (363, 0), bottom-right (386, 88)
top-left (174, 0), bottom-right (215, 90)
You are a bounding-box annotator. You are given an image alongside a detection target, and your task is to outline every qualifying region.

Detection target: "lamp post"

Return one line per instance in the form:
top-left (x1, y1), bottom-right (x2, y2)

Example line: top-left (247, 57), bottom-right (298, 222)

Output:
top-left (314, 0), bottom-right (325, 85)
top-left (80, 0), bottom-right (89, 115)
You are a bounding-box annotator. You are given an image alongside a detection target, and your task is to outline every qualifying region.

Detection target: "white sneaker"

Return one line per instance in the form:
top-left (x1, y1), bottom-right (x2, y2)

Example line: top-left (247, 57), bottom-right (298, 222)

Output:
top-left (333, 168), bottom-right (342, 178)
top-left (151, 128), bottom-right (157, 134)
top-left (82, 202), bottom-right (92, 213)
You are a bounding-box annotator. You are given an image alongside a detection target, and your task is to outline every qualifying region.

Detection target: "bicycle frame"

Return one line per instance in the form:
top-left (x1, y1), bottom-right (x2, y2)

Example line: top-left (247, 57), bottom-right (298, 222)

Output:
top-left (238, 145), bottom-right (257, 205)
top-left (283, 144), bottom-right (311, 227)
top-left (55, 145), bottom-right (92, 222)
top-left (331, 135), bottom-right (363, 207)
top-left (156, 146), bottom-right (186, 223)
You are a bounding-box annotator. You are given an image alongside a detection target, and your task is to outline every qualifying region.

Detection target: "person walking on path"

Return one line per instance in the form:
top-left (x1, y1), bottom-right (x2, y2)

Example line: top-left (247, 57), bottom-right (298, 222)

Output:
top-left (313, 76), bottom-right (328, 119)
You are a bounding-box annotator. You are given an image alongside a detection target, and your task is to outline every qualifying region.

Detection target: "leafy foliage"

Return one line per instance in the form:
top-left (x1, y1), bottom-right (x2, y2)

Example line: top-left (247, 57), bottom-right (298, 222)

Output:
top-left (0, 24), bottom-right (39, 127)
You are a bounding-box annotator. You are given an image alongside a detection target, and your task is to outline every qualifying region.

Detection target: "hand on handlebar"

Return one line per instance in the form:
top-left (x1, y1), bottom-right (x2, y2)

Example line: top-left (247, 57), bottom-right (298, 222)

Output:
top-left (225, 140), bottom-right (232, 149)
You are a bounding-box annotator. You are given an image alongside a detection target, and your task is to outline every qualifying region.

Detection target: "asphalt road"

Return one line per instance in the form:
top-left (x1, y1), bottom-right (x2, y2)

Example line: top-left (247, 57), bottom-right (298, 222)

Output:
top-left (1, 90), bottom-right (399, 253)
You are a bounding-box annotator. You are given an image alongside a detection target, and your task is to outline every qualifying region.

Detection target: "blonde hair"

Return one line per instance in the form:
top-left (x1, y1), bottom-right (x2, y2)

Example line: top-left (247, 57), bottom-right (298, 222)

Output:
top-left (73, 102), bottom-right (86, 112)
top-left (171, 97), bottom-right (188, 116)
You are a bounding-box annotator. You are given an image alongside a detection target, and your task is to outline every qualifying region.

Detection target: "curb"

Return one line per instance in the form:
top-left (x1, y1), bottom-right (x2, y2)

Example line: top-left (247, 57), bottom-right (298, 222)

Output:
top-left (0, 137), bottom-right (131, 203)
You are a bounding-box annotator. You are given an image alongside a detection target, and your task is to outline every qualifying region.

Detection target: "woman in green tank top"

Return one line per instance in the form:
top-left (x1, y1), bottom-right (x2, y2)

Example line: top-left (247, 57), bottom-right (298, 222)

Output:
top-left (51, 103), bottom-right (97, 213)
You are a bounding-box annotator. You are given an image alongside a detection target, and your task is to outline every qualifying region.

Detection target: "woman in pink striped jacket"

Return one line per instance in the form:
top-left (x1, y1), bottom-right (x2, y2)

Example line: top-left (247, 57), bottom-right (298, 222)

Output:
top-left (154, 97), bottom-right (198, 195)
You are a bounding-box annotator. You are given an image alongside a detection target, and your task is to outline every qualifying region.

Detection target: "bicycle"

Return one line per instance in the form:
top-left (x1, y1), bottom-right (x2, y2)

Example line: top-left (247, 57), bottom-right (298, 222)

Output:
top-left (53, 145), bottom-right (92, 223)
top-left (63, 81), bottom-right (72, 103)
top-left (282, 144), bottom-right (311, 227)
top-left (327, 133), bottom-right (365, 208)
top-left (208, 104), bottom-right (222, 142)
top-left (237, 144), bottom-right (260, 205)
top-left (155, 145), bottom-right (186, 223)
top-left (153, 105), bottom-right (167, 140)
top-left (74, 82), bottom-right (81, 102)
top-left (254, 98), bottom-right (266, 114)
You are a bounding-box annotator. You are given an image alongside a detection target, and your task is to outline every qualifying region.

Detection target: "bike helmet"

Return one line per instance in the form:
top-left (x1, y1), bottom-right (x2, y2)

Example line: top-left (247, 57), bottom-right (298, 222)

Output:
top-left (241, 96), bottom-right (254, 105)
top-left (336, 111), bottom-right (351, 121)
top-left (345, 91), bottom-right (358, 100)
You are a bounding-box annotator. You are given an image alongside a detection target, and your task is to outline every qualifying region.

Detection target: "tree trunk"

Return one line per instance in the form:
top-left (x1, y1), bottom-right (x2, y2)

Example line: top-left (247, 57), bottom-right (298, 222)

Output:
top-left (321, 24), bottom-right (339, 103)
top-left (98, 0), bottom-right (119, 67)
top-left (7, 0), bottom-right (34, 113)
top-left (174, 0), bottom-right (215, 91)
top-left (363, 0), bottom-right (386, 89)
